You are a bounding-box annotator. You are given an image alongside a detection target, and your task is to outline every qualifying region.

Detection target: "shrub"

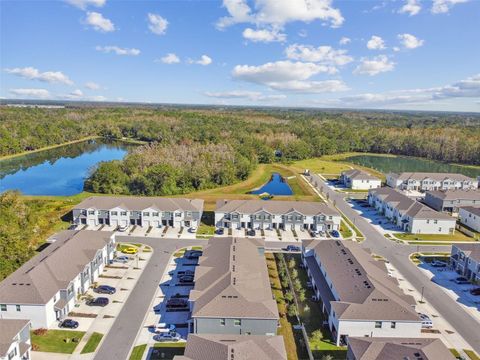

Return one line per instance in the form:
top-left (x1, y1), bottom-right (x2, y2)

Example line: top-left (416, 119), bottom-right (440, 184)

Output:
top-left (284, 291), bottom-right (294, 303)
top-left (290, 269), bottom-right (298, 279)
top-left (33, 328), bottom-right (48, 336)
top-left (288, 258), bottom-right (296, 270)
top-left (287, 304), bottom-right (297, 317)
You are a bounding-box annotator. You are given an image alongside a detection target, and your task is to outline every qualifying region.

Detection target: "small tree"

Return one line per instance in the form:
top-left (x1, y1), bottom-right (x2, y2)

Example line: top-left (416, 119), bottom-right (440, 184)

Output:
top-left (298, 289), bottom-right (306, 302)
top-left (287, 304), bottom-right (297, 317)
top-left (284, 291), bottom-right (294, 303)
top-left (294, 278), bottom-right (302, 292)
top-left (311, 330), bottom-right (323, 342)
top-left (288, 258), bottom-right (296, 270)
top-left (281, 278), bottom-right (289, 289)
top-left (303, 304), bottom-right (310, 313)
top-left (291, 268), bottom-right (298, 279)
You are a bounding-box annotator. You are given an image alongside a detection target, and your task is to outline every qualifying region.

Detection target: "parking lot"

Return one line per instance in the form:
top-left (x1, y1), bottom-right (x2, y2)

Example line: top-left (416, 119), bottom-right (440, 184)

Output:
top-left (74, 223), bottom-right (198, 239)
top-left (347, 199), bottom-right (405, 235)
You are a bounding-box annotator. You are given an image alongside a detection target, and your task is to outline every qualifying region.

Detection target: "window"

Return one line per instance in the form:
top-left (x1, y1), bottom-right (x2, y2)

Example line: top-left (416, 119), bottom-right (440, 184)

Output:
top-left (111, 211), bottom-right (118, 216)
top-left (375, 321), bottom-right (382, 328)
top-left (153, 212), bottom-right (159, 217)
top-left (234, 319), bottom-right (241, 326)
top-left (143, 212), bottom-right (150, 216)
top-left (391, 322), bottom-right (396, 329)
top-left (16, 305), bottom-right (21, 312)
top-left (121, 211), bottom-right (127, 216)
top-left (88, 210), bottom-right (95, 215)
top-left (0, 304), bottom-right (6, 311)
top-left (220, 319), bottom-right (226, 326)
top-left (175, 212), bottom-right (181, 217)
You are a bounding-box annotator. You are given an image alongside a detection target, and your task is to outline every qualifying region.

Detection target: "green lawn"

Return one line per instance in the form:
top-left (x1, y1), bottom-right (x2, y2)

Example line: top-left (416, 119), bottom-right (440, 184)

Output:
top-left (80, 332), bottom-right (103, 354)
top-left (197, 223), bottom-right (215, 236)
top-left (396, 232), bottom-right (475, 242)
top-left (464, 349), bottom-right (480, 360)
top-left (339, 220), bottom-right (353, 238)
top-left (129, 344), bottom-right (147, 360)
top-left (31, 330), bottom-right (85, 354)
top-left (151, 343), bottom-right (186, 359)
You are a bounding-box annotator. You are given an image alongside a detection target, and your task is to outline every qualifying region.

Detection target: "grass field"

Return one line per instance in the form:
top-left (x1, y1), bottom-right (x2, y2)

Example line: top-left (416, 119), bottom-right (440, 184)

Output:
top-left (31, 330), bottom-right (85, 354)
top-left (395, 232), bottom-right (475, 242)
top-left (129, 344), bottom-right (147, 360)
top-left (80, 332), bottom-right (103, 354)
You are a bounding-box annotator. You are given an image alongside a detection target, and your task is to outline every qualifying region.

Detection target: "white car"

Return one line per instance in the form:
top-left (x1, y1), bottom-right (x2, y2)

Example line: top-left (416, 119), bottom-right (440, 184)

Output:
top-left (188, 227), bottom-right (197, 233)
top-left (153, 323), bottom-right (176, 333)
top-left (117, 224), bottom-right (129, 232)
top-left (418, 313), bottom-right (433, 328)
top-left (153, 332), bottom-right (181, 342)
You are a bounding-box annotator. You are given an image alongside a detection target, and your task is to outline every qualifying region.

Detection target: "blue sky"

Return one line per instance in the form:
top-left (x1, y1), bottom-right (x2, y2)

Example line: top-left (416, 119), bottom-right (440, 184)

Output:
top-left (1, 0), bottom-right (479, 111)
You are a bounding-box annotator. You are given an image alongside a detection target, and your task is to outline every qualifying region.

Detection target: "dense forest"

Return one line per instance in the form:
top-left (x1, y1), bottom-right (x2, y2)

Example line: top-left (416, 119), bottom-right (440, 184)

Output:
top-left (1, 105), bottom-right (479, 195)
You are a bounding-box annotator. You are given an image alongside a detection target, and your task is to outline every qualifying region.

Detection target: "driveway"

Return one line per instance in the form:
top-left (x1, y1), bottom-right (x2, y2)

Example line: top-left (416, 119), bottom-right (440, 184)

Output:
top-left (93, 237), bottom-right (205, 360)
top-left (308, 174), bottom-right (480, 354)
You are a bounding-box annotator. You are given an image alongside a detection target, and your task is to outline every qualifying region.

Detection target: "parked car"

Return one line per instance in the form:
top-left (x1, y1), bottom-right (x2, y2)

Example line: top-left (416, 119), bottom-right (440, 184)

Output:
top-left (166, 298), bottom-right (188, 308)
top-left (431, 260), bottom-right (447, 268)
top-left (179, 275), bottom-right (194, 283)
top-left (469, 288), bottom-right (480, 296)
top-left (247, 229), bottom-right (256, 236)
top-left (94, 285), bottom-right (116, 294)
top-left (310, 230), bottom-right (319, 238)
top-left (153, 323), bottom-right (176, 333)
top-left (122, 247), bottom-right (138, 255)
top-left (216, 228), bottom-right (225, 235)
top-left (114, 255), bottom-right (130, 263)
top-left (186, 250), bottom-right (202, 259)
top-left (153, 332), bottom-right (181, 342)
top-left (177, 270), bottom-right (194, 277)
top-left (286, 245), bottom-right (301, 252)
top-left (188, 227), bottom-right (197, 233)
top-left (59, 319), bottom-right (79, 329)
top-left (418, 313), bottom-right (433, 328)
top-left (453, 277), bottom-right (470, 285)
top-left (68, 224), bottom-right (77, 230)
top-left (117, 224), bottom-right (129, 232)
top-left (87, 297), bottom-right (109, 307)
top-left (330, 230), bottom-right (340, 238)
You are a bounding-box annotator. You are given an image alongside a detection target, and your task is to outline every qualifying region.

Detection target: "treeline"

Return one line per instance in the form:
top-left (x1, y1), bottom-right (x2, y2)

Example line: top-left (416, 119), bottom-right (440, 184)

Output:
top-left (1, 106), bottom-right (479, 166)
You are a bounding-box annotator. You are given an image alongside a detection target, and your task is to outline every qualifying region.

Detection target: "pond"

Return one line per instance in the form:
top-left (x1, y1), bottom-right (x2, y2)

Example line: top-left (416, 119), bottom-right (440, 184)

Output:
top-left (0, 139), bottom-right (132, 196)
top-left (250, 173), bottom-right (293, 196)
top-left (345, 155), bottom-right (480, 178)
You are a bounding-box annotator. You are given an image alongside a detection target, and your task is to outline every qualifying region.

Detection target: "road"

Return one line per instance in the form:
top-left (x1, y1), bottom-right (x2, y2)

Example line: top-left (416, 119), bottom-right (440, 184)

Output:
top-left (309, 174), bottom-right (480, 354)
top-left (93, 237), bottom-right (204, 360)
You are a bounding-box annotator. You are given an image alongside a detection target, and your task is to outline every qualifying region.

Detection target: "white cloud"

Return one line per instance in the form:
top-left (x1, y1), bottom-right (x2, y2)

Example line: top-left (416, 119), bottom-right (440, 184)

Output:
top-left (204, 90), bottom-right (286, 101)
top-left (242, 28), bottom-right (286, 43)
top-left (217, 0), bottom-right (344, 29)
top-left (64, 89), bottom-right (84, 99)
top-left (90, 95), bottom-right (107, 101)
top-left (232, 60), bottom-right (347, 93)
top-left (158, 53), bottom-right (180, 64)
top-left (96, 45), bottom-right (140, 56)
top-left (85, 81), bottom-right (100, 90)
top-left (9, 88), bottom-right (51, 99)
top-left (4, 67), bottom-right (73, 85)
top-left (285, 44), bottom-right (353, 66)
top-left (398, 33), bottom-right (424, 49)
top-left (85, 11), bottom-right (115, 32)
top-left (65, 0), bottom-right (106, 10)
top-left (431, 0), bottom-right (468, 14)
top-left (399, 0), bottom-right (421, 15)
top-left (339, 37), bottom-right (351, 45)
top-left (188, 55), bottom-right (212, 66)
top-left (147, 13), bottom-right (168, 35)
top-left (434, 73), bottom-right (480, 98)
top-left (366, 35), bottom-right (386, 50)
top-left (354, 55), bottom-right (395, 76)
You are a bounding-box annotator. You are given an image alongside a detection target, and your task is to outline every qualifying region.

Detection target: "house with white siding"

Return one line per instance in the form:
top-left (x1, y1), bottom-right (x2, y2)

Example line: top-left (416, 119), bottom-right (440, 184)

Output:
top-left (215, 200), bottom-right (341, 232)
top-left (386, 172), bottom-right (477, 192)
top-left (458, 206), bottom-right (480, 232)
top-left (368, 187), bottom-right (456, 234)
top-left (424, 190), bottom-right (480, 213)
top-left (72, 196), bottom-right (203, 229)
top-left (0, 231), bottom-right (115, 329)
top-left (340, 169), bottom-right (381, 190)
top-left (302, 240), bottom-right (422, 346)
top-left (0, 320), bottom-right (31, 360)
top-left (450, 243), bottom-right (480, 283)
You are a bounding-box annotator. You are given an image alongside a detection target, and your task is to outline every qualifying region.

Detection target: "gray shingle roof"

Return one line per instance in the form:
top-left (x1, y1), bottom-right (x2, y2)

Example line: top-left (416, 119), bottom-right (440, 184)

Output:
top-left (461, 206), bottom-right (480, 217)
top-left (74, 196), bottom-right (204, 212)
top-left (303, 240), bottom-right (420, 322)
top-left (0, 319), bottom-right (30, 357)
top-left (342, 169), bottom-right (380, 181)
top-left (347, 337), bottom-right (456, 360)
top-left (453, 243), bottom-right (480, 263)
top-left (426, 190), bottom-right (480, 201)
top-left (0, 230), bottom-right (114, 305)
top-left (190, 237), bottom-right (278, 320)
top-left (215, 199), bottom-right (339, 216)
top-left (390, 172), bottom-right (475, 182)
top-left (174, 334), bottom-right (287, 360)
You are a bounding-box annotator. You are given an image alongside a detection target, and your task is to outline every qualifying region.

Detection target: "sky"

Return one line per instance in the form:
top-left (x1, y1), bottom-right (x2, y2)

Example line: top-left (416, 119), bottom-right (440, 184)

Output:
top-left (1, 0), bottom-right (479, 112)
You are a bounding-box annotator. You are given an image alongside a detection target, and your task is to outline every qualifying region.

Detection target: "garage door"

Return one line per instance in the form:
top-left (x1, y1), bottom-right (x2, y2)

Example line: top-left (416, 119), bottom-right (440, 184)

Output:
top-left (144, 220), bottom-right (150, 228)
top-left (88, 219), bottom-right (96, 226)
top-left (120, 220), bottom-right (128, 226)
top-left (153, 221), bottom-right (160, 228)
top-left (111, 220), bottom-right (118, 227)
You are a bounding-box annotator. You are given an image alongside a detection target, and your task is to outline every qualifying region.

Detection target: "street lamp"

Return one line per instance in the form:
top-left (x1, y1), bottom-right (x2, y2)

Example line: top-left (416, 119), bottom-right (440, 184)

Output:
top-left (420, 286), bottom-right (425, 303)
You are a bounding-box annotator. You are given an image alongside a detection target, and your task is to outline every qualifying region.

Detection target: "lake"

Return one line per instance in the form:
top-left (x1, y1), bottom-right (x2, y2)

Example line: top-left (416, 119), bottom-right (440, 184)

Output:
top-left (345, 155), bottom-right (480, 178)
top-left (250, 173), bottom-right (293, 196)
top-left (0, 139), bottom-right (132, 196)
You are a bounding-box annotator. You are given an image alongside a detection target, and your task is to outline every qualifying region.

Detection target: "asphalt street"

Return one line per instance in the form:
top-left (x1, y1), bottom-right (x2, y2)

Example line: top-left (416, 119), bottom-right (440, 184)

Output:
top-left (309, 174), bottom-right (480, 354)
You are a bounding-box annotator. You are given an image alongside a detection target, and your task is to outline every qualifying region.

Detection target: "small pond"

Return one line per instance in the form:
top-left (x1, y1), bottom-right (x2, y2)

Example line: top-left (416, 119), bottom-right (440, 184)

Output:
top-left (345, 155), bottom-right (480, 178)
top-left (250, 173), bottom-right (293, 196)
top-left (0, 139), bottom-right (132, 196)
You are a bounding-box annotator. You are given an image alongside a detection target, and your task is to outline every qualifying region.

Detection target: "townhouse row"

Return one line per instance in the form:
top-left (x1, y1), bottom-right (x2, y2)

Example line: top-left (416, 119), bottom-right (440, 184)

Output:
top-left (368, 187), bottom-right (456, 234)
top-left (340, 169), bottom-right (382, 190)
top-left (0, 231), bottom-right (116, 329)
top-left (387, 172), bottom-right (478, 192)
top-left (0, 319), bottom-right (31, 360)
top-left (450, 243), bottom-right (480, 283)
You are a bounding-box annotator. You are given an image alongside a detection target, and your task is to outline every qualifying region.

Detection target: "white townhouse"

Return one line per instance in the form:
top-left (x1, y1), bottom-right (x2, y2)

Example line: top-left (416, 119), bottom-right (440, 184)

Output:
top-left (215, 200), bottom-right (341, 232)
top-left (424, 190), bottom-right (480, 213)
top-left (386, 172), bottom-right (477, 192)
top-left (302, 240), bottom-right (422, 346)
top-left (72, 196), bottom-right (204, 229)
top-left (340, 169), bottom-right (381, 190)
top-left (368, 188), bottom-right (456, 235)
top-left (458, 206), bottom-right (480, 232)
top-left (0, 231), bottom-right (116, 329)
top-left (450, 243), bottom-right (480, 283)
top-left (0, 320), bottom-right (31, 360)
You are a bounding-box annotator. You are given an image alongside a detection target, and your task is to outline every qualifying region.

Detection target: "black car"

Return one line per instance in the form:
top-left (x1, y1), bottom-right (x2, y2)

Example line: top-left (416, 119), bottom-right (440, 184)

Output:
top-left (179, 275), bottom-right (194, 283)
top-left (87, 297), bottom-right (109, 307)
top-left (286, 245), bottom-right (301, 252)
top-left (166, 298), bottom-right (188, 308)
top-left (59, 319), bottom-right (79, 329)
top-left (216, 228), bottom-right (225, 235)
top-left (186, 251), bottom-right (202, 259)
top-left (94, 285), bottom-right (116, 294)
top-left (247, 229), bottom-right (256, 236)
